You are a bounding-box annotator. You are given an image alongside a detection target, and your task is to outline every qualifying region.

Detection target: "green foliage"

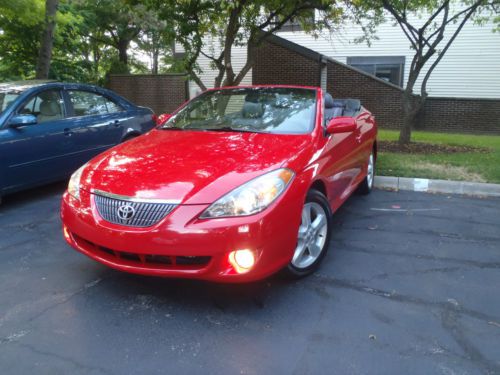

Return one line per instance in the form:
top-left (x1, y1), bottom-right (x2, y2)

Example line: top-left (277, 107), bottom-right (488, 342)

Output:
top-left (169, 0), bottom-right (349, 88)
top-left (377, 130), bottom-right (500, 183)
top-left (0, 0), bottom-right (177, 83)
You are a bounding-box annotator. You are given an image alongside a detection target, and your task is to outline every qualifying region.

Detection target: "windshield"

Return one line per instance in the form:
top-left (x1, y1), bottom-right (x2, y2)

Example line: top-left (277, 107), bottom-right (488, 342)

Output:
top-left (0, 92), bottom-right (20, 116)
top-left (162, 87), bottom-right (317, 134)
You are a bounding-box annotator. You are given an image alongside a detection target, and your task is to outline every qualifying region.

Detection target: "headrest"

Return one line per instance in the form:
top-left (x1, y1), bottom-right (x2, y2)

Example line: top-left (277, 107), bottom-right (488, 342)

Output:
top-left (333, 99), bottom-right (346, 108)
top-left (40, 100), bottom-right (60, 116)
top-left (242, 101), bottom-right (264, 119)
top-left (345, 99), bottom-right (361, 112)
top-left (244, 93), bottom-right (260, 103)
top-left (324, 93), bottom-right (334, 109)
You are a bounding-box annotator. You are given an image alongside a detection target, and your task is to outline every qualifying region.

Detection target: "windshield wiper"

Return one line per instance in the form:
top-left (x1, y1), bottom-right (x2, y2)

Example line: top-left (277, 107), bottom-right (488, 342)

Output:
top-left (207, 126), bottom-right (259, 133)
top-left (160, 126), bottom-right (183, 130)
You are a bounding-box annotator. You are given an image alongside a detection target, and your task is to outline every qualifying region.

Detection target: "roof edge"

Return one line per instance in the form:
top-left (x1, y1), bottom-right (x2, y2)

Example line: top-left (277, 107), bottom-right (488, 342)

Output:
top-left (264, 33), bottom-right (405, 93)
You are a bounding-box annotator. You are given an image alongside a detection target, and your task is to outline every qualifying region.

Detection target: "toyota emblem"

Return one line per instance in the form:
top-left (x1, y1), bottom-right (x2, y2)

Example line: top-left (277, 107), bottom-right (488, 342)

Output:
top-left (117, 204), bottom-right (135, 221)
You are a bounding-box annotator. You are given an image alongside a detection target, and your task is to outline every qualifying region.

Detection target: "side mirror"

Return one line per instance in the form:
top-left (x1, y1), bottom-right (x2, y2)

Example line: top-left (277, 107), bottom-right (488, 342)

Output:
top-left (326, 117), bottom-right (356, 134)
top-left (153, 113), bottom-right (172, 126)
top-left (8, 114), bottom-right (37, 128)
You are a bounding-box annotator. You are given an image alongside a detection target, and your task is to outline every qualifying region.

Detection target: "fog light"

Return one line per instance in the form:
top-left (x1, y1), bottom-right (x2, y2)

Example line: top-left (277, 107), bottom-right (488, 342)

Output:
top-left (228, 249), bottom-right (255, 274)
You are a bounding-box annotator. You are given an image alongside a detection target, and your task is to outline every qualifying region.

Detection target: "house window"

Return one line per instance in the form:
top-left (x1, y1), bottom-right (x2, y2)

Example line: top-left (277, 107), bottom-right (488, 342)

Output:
top-left (347, 56), bottom-right (405, 87)
top-left (275, 11), bottom-right (315, 32)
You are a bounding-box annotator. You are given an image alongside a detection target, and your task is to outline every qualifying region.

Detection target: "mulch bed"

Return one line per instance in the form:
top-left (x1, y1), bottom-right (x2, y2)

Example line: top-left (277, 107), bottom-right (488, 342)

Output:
top-left (378, 140), bottom-right (490, 155)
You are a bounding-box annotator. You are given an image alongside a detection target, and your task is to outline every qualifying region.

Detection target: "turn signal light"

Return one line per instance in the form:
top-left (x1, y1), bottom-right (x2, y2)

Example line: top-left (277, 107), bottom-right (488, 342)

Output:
top-left (228, 249), bottom-right (255, 274)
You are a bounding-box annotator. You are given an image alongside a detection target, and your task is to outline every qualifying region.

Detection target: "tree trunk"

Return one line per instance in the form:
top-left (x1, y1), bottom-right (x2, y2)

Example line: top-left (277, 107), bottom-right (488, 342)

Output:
top-left (399, 89), bottom-right (415, 144)
top-left (117, 39), bottom-right (129, 65)
top-left (152, 52), bottom-right (159, 74)
top-left (35, 0), bottom-right (59, 79)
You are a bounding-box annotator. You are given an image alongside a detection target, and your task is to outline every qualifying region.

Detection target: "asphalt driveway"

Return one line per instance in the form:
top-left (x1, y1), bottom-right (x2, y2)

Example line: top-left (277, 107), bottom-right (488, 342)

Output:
top-left (0, 184), bottom-right (499, 375)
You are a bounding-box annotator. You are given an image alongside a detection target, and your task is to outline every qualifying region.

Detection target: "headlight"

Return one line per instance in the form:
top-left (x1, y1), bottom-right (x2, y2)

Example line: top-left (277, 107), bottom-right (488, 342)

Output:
top-left (200, 168), bottom-right (294, 218)
top-left (68, 163), bottom-right (87, 200)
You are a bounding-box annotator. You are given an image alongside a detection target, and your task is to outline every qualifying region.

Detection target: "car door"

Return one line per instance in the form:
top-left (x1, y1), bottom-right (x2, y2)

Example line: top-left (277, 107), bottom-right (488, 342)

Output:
top-left (315, 117), bottom-right (357, 211)
top-left (321, 128), bottom-right (360, 207)
top-left (65, 89), bottom-right (127, 161)
top-left (0, 88), bottom-right (78, 192)
top-left (352, 110), bottom-right (376, 185)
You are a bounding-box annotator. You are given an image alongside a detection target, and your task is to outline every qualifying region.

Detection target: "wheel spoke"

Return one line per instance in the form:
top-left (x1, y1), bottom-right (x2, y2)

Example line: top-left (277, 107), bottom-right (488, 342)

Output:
top-left (292, 241), bottom-right (307, 264)
top-left (302, 204), bottom-right (311, 226)
top-left (298, 225), bottom-right (308, 238)
top-left (309, 241), bottom-right (322, 257)
top-left (311, 214), bottom-right (326, 232)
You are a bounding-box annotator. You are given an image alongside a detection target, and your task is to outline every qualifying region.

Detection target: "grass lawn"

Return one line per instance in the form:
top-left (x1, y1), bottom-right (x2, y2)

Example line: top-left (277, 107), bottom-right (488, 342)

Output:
top-left (376, 130), bottom-right (500, 184)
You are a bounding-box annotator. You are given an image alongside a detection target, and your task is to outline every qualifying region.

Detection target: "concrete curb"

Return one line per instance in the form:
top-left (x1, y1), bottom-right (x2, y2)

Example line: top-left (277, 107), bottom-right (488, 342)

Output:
top-left (374, 176), bottom-right (500, 198)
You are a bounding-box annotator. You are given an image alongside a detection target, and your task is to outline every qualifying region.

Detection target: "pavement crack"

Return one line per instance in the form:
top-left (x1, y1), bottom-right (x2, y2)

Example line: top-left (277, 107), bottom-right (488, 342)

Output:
top-left (312, 274), bottom-right (500, 325)
top-left (338, 245), bottom-right (500, 270)
top-left (355, 266), bottom-right (464, 283)
top-left (19, 277), bottom-right (109, 326)
top-left (441, 309), bottom-right (500, 375)
top-left (15, 341), bottom-right (115, 375)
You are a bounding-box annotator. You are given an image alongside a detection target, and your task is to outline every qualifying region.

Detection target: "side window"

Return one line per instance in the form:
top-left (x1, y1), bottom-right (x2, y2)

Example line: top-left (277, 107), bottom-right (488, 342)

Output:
top-left (68, 90), bottom-right (123, 117)
top-left (18, 90), bottom-right (64, 124)
top-left (19, 90), bottom-right (65, 124)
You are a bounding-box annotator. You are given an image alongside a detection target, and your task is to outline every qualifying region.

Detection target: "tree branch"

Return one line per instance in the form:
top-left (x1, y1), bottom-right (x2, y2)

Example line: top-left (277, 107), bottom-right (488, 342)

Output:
top-left (421, 2), bottom-right (482, 96)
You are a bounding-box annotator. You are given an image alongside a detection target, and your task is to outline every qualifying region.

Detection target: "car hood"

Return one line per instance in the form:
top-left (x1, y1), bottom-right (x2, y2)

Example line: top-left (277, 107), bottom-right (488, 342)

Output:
top-left (82, 129), bottom-right (313, 204)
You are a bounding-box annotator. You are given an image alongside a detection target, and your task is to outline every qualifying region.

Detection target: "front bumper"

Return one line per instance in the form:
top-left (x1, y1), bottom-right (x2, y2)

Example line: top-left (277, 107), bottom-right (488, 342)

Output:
top-left (61, 187), bottom-right (304, 282)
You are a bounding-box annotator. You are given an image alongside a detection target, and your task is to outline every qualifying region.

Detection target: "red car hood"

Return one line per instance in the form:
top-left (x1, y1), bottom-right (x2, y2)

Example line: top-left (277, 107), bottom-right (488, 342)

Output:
top-left (82, 129), bottom-right (313, 204)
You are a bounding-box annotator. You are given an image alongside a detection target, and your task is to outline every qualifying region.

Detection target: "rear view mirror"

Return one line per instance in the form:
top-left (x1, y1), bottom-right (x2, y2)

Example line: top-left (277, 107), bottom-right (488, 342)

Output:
top-left (8, 114), bottom-right (37, 128)
top-left (326, 117), bottom-right (356, 134)
top-left (153, 113), bottom-right (172, 126)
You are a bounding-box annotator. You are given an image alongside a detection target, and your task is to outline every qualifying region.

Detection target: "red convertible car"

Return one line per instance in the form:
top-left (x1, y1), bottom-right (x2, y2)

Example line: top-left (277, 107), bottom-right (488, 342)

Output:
top-left (61, 85), bottom-right (377, 282)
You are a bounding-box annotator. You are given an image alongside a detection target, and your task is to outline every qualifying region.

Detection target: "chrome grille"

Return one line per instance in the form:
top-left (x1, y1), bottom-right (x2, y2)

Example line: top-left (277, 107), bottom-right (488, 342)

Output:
top-left (93, 192), bottom-right (178, 227)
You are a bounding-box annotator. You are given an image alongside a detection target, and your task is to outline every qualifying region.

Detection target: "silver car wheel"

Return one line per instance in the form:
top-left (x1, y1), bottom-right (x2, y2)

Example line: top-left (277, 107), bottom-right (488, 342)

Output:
top-left (292, 202), bottom-right (328, 269)
top-left (367, 153), bottom-right (374, 189)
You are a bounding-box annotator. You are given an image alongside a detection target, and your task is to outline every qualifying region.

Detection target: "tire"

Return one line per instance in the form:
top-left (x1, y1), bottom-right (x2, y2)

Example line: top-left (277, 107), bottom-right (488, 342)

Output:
top-left (357, 150), bottom-right (375, 195)
top-left (284, 189), bottom-right (332, 278)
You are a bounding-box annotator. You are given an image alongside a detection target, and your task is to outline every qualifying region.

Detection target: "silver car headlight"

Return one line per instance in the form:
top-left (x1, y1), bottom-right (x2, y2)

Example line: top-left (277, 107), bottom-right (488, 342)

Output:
top-left (68, 163), bottom-right (88, 200)
top-left (200, 168), bottom-right (295, 218)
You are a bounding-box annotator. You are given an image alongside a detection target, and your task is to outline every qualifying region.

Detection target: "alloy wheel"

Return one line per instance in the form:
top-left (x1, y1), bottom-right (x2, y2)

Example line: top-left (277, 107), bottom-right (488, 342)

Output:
top-left (292, 202), bottom-right (328, 269)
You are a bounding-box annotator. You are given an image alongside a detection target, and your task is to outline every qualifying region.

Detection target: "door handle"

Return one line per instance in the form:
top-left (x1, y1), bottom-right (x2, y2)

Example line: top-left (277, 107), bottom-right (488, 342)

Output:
top-left (111, 120), bottom-right (120, 127)
top-left (63, 128), bottom-right (72, 136)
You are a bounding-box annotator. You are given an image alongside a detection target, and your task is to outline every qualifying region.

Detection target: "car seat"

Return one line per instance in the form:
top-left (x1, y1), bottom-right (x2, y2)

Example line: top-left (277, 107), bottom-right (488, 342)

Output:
top-left (343, 99), bottom-right (361, 117)
top-left (324, 93), bottom-right (344, 122)
top-left (37, 99), bottom-right (63, 123)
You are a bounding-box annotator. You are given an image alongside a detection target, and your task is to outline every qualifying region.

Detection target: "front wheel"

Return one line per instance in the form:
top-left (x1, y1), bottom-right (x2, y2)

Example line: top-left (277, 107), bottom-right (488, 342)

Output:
top-left (285, 189), bottom-right (332, 278)
top-left (357, 151), bottom-right (375, 195)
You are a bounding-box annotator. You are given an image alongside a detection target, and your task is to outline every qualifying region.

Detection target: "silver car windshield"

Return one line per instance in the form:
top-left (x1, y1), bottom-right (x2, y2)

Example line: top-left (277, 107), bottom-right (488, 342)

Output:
top-left (162, 87), bottom-right (317, 134)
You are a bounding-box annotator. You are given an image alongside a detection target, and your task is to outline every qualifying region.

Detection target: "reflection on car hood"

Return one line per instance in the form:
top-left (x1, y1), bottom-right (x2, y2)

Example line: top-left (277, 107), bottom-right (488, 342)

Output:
top-left (82, 129), bottom-right (313, 204)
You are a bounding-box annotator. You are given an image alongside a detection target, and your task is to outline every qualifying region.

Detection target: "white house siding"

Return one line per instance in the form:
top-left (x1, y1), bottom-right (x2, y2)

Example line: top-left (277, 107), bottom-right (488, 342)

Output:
top-left (176, 38), bottom-right (252, 98)
top-left (183, 9), bottom-right (500, 99)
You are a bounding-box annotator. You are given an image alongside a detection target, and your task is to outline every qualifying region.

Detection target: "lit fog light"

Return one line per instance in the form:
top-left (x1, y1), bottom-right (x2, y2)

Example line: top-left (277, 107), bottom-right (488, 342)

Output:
top-left (228, 249), bottom-right (255, 273)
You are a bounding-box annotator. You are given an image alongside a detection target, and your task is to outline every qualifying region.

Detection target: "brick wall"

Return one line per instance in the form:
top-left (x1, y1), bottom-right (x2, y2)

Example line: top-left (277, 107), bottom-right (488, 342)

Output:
top-left (253, 40), bottom-right (321, 87)
top-left (325, 59), bottom-right (406, 130)
top-left (253, 35), bottom-right (500, 135)
top-left (107, 74), bottom-right (188, 114)
top-left (421, 97), bottom-right (500, 134)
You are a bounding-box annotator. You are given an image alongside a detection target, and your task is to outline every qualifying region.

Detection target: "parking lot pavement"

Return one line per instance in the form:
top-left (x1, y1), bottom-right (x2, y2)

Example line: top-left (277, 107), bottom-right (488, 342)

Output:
top-left (0, 184), bottom-right (499, 375)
